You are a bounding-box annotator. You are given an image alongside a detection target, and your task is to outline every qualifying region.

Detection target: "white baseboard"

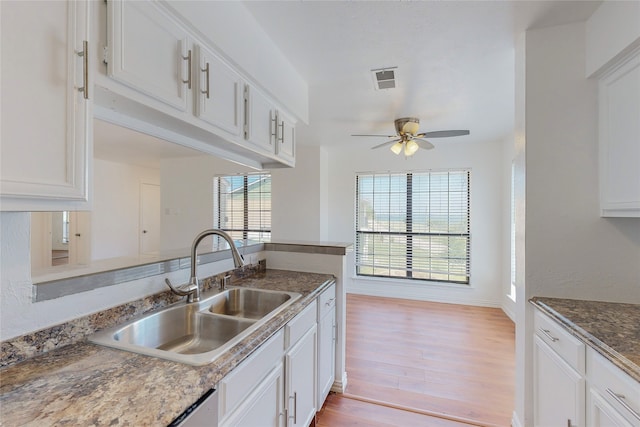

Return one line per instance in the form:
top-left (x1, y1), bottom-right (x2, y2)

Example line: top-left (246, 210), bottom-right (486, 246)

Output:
top-left (330, 371), bottom-right (348, 393)
top-left (511, 411), bottom-right (523, 427)
top-left (348, 279), bottom-right (501, 308)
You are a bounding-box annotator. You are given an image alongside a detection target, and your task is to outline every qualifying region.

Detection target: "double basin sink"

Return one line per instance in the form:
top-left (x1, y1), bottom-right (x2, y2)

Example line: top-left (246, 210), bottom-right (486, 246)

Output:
top-left (89, 287), bottom-right (301, 366)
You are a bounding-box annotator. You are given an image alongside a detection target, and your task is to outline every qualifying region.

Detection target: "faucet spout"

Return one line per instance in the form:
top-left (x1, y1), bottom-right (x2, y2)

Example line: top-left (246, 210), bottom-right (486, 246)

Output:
top-left (166, 229), bottom-right (246, 303)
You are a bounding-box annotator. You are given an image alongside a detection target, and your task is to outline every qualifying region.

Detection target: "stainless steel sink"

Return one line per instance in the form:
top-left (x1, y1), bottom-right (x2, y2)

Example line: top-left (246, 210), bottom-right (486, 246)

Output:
top-left (89, 287), bottom-right (301, 365)
top-left (208, 287), bottom-right (295, 320)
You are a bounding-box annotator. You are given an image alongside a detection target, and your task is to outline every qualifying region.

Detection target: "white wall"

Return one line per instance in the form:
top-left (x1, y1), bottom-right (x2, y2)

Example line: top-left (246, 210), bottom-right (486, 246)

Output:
top-left (323, 138), bottom-right (506, 307)
top-left (92, 159), bottom-right (160, 260)
top-left (525, 22), bottom-right (640, 303)
top-left (271, 145), bottom-right (327, 241)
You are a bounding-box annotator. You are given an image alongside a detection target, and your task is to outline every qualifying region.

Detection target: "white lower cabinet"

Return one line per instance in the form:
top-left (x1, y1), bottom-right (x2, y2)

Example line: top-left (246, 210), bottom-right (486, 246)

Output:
top-left (533, 307), bottom-right (640, 427)
top-left (587, 347), bottom-right (640, 427)
top-left (533, 309), bottom-right (586, 427)
top-left (221, 364), bottom-right (284, 427)
top-left (316, 284), bottom-right (336, 410)
top-left (217, 293), bottom-right (334, 427)
top-left (285, 326), bottom-right (317, 427)
top-left (218, 329), bottom-right (285, 426)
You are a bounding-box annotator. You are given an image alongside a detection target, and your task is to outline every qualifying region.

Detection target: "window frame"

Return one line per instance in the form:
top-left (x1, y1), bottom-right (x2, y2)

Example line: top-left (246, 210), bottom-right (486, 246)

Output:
top-left (355, 169), bottom-right (471, 285)
top-left (213, 172), bottom-right (272, 248)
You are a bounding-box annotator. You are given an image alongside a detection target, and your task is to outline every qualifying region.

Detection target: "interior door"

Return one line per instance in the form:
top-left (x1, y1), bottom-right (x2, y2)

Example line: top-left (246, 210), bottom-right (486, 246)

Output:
top-left (140, 183), bottom-right (161, 254)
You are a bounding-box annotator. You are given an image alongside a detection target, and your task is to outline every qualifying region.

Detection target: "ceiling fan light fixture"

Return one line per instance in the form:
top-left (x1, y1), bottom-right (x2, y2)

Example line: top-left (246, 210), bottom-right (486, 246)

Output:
top-left (390, 141), bottom-right (404, 155)
top-left (404, 139), bottom-right (419, 156)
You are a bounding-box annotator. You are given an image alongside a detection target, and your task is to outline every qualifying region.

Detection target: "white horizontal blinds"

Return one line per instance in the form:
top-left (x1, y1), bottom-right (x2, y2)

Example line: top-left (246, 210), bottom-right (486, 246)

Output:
top-left (355, 169), bottom-right (470, 284)
top-left (215, 173), bottom-right (271, 249)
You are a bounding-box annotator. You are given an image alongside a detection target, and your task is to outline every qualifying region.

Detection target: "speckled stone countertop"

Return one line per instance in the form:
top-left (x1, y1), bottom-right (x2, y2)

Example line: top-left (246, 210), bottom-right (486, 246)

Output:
top-left (0, 270), bottom-right (335, 426)
top-left (530, 297), bottom-right (640, 382)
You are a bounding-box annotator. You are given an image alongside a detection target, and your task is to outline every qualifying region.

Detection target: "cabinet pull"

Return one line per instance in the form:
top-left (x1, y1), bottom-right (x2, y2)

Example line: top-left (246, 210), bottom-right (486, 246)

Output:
top-left (243, 85), bottom-right (249, 139)
top-left (288, 392), bottom-right (297, 424)
top-left (271, 111), bottom-right (278, 142)
top-left (567, 419), bottom-right (574, 427)
top-left (182, 49), bottom-right (192, 89)
top-left (279, 120), bottom-right (285, 143)
top-left (325, 297), bottom-right (335, 306)
top-left (201, 62), bottom-right (210, 99)
top-left (606, 388), bottom-right (640, 421)
top-left (539, 328), bottom-right (559, 342)
top-left (76, 40), bottom-right (88, 99)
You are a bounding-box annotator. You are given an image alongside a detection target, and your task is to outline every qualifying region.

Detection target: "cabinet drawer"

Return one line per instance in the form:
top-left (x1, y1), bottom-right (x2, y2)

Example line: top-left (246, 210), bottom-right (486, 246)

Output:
top-left (587, 347), bottom-right (640, 425)
top-left (286, 300), bottom-right (317, 349)
top-left (218, 329), bottom-right (284, 419)
top-left (534, 309), bottom-right (585, 373)
top-left (318, 284), bottom-right (336, 318)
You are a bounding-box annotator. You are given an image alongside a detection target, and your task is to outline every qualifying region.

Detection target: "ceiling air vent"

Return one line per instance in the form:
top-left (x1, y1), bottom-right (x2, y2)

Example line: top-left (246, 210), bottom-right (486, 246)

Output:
top-left (371, 67), bottom-right (397, 90)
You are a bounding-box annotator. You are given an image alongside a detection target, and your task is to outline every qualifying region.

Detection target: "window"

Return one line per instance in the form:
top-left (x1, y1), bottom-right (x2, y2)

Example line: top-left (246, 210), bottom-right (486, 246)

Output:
top-left (355, 169), bottom-right (470, 284)
top-left (213, 173), bottom-right (271, 248)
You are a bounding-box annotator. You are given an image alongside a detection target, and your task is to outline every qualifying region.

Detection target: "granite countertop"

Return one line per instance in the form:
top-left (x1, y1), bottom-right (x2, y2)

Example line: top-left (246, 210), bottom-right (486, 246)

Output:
top-left (0, 270), bottom-right (335, 426)
top-left (530, 297), bottom-right (640, 382)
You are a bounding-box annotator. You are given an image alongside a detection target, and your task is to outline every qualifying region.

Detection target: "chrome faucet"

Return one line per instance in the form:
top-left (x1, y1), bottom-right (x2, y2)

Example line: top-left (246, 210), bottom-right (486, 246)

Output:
top-left (165, 229), bottom-right (246, 303)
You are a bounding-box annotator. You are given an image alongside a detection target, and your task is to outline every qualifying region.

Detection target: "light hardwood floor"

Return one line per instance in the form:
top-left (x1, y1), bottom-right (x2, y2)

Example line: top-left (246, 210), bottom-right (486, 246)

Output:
top-left (316, 294), bottom-right (515, 427)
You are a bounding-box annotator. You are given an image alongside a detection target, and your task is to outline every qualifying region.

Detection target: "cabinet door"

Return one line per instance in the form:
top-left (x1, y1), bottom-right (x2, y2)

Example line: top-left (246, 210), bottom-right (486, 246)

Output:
top-left (108, 0), bottom-right (191, 112)
top-left (244, 85), bottom-right (276, 155)
top-left (1, 0), bottom-right (91, 210)
top-left (598, 51), bottom-right (640, 217)
top-left (534, 335), bottom-right (585, 427)
top-left (221, 365), bottom-right (284, 427)
top-left (285, 326), bottom-right (317, 427)
top-left (195, 44), bottom-right (243, 137)
top-left (276, 111), bottom-right (296, 165)
top-left (317, 306), bottom-right (336, 409)
top-left (588, 389), bottom-right (635, 427)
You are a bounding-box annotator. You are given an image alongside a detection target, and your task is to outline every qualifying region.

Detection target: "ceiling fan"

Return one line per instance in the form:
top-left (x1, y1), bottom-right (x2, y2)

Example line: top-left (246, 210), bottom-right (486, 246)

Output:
top-left (352, 117), bottom-right (470, 157)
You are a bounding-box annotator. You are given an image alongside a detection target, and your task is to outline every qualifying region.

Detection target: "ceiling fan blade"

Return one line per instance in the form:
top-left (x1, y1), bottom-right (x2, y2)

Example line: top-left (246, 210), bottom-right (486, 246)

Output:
top-left (417, 130), bottom-right (470, 138)
top-left (371, 138), bottom-right (401, 149)
top-left (414, 138), bottom-right (435, 150)
top-left (352, 134), bottom-right (397, 138)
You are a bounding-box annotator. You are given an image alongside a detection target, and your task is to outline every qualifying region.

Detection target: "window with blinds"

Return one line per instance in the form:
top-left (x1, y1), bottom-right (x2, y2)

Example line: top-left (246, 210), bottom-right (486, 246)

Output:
top-left (213, 173), bottom-right (271, 249)
top-left (355, 169), bottom-right (471, 284)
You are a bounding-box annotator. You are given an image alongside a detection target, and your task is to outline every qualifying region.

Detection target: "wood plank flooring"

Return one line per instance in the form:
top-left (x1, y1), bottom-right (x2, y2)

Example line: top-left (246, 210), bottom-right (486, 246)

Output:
top-left (316, 294), bottom-right (515, 427)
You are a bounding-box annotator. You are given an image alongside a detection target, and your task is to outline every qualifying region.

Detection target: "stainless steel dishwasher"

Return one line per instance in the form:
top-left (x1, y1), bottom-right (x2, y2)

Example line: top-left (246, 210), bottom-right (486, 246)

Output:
top-left (168, 388), bottom-right (218, 427)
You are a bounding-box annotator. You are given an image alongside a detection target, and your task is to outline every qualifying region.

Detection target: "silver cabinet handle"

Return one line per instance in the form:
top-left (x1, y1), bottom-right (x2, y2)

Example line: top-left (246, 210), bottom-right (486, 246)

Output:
top-left (76, 40), bottom-right (88, 99)
top-left (325, 297), bottom-right (335, 306)
top-left (271, 110), bottom-right (277, 142)
top-left (243, 85), bottom-right (249, 139)
top-left (606, 388), bottom-right (640, 421)
top-left (278, 120), bottom-right (285, 143)
top-left (288, 392), bottom-right (297, 424)
top-left (201, 62), bottom-right (210, 99)
top-left (182, 49), bottom-right (192, 89)
top-left (539, 328), bottom-right (559, 342)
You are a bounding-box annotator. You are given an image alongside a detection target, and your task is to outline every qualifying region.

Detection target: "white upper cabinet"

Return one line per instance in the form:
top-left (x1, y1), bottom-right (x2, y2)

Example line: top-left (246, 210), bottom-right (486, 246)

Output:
top-left (276, 111), bottom-right (296, 166)
top-left (0, 0), bottom-right (92, 211)
top-left (107, 0), bottom-right (191, 112)
top-left (598, 50), bottom-right (640, 217)
top-left (195, 44), bottom-right (243, 137)
top-left (100, 0), bottom-right (298, 168)
top-left (244, 84), bottom-right (277, 156)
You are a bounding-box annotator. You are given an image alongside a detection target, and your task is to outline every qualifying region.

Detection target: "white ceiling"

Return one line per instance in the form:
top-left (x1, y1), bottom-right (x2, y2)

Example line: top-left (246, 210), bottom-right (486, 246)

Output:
top-left (243, 0), bottom-right (601, 149)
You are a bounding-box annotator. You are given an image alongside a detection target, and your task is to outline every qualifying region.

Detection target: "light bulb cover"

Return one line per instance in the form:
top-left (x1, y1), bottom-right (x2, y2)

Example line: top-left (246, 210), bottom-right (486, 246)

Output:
top-left (404, 139), bottom-right (419, 156)
top-left (390, 141), bottom-right (403, 155)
